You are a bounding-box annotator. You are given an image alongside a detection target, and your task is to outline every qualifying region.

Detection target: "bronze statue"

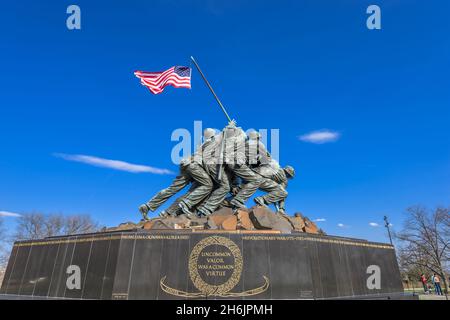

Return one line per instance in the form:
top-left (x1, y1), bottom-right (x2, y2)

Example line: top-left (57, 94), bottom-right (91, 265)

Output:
top-left (253, 159), bottom-right (295, 214)
top-left (139, 123), bottom-right (295, 219)
top-left (138, 155), bottom-right (213, 220)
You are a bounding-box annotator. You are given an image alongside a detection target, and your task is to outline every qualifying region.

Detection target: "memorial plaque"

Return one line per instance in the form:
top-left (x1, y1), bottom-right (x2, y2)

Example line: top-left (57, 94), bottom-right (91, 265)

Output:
top-left (0, 230), bottom-right (406, 300)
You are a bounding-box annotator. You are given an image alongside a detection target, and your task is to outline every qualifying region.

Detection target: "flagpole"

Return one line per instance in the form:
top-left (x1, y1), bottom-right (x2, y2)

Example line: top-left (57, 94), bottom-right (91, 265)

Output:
top-left (190, 56), bottom-right (233, 123)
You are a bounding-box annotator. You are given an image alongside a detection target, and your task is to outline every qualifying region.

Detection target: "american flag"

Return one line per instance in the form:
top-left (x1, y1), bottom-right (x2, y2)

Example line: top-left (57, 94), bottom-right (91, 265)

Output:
top-left (134, 66), bottom-right (191, 94)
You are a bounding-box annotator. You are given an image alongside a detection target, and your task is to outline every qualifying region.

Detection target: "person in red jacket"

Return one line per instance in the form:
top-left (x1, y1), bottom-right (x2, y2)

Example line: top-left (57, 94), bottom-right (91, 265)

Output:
top-left (420, 274), bottom-right (428, 293)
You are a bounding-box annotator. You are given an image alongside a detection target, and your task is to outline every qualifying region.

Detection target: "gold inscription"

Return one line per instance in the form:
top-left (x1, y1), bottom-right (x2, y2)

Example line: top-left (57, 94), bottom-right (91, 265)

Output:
top-left (160, 235), bottom-right (270, 298)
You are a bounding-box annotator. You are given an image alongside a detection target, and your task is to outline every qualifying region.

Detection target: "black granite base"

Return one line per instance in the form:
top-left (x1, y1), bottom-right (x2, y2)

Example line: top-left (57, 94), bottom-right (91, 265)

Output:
top-left (0, 230), bottom-right (405, 300)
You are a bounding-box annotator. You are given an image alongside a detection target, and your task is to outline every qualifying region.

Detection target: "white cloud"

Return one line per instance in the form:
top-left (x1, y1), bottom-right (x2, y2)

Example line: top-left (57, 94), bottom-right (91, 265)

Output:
top-left (54, 153), bottom-right (174, 175)
top-left (314, 218), bottom-right (326, 222)
top-left (369, 222), bottom-right (379, 227)
top-left (0, 211), bottom-right (22, 218)
top-left (299, 129), bottom-right (340, 144)
top-left (337, 223), bottom-right (349, 228)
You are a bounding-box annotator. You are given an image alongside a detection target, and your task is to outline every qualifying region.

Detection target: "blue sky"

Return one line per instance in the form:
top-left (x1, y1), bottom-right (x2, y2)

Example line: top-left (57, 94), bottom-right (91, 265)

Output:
top-left (0, 1), bottom-right (449, 243)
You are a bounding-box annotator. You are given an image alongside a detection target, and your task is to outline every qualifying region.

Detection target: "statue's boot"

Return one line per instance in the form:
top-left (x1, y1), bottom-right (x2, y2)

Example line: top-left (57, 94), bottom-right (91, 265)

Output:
top-left (139, 204), bottom-right (151, 220)
top-left (229, 198), bottom-right (248, 212)
top-left (254, 197), bottom-right (268, 208)
top-left (159, 210), bottom-right (169, 218)
top-left (178, 201), bottom-right (196, 218)
top-left (197, 209), bottom-right (211, 217)
top-left (220, 198), bottom-right (233, 208)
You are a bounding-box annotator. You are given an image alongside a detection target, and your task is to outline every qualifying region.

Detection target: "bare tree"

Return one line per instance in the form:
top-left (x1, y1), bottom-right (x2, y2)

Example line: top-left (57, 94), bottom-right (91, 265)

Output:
top-left (0, 218), bottom-right (7, 262)
top-left (395, 205), bottom-right (449, 297)
top-left (0, 218), bottom-right (7, 286)
top-left (64, 215), bottom-right (100, 235)
top-left (398, 251), bottom-right (430, 290)
top-left (0, 217), bottom-right (4, 241)
top-left (12, 212), bottom-right (100, 241)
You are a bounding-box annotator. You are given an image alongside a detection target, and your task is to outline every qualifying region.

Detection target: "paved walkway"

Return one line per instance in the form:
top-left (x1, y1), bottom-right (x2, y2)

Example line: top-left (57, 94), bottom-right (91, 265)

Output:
top-left (404, 288), bottom-right (448, 300)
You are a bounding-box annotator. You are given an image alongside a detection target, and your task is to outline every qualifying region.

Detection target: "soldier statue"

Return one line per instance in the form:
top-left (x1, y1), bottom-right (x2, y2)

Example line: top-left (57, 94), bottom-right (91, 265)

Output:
top-left (138, 153), bottom-right (213, 220)
top-left (139, 121), bottom-right (296, 219)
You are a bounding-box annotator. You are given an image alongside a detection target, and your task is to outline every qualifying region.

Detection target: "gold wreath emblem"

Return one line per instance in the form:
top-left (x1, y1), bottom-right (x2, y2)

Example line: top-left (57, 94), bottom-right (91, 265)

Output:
top-left (189, 236), bottom-right (242, 295)
top-left (160, 235), bottom-right (269, 298)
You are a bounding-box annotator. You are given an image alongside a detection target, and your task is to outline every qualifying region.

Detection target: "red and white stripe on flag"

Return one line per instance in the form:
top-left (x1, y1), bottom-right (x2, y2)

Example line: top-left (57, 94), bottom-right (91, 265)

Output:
top-left (134, 66), bottom-right (191, 94)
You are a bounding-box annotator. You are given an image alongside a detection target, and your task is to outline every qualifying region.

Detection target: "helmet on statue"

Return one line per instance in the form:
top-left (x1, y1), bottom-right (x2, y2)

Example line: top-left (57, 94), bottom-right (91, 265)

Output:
top-left (203, 128), bottom-right (216, 140)
top-left (284, 165), bottom-right (295, 178)
top-left (248, 130), bottom-right (261, 140)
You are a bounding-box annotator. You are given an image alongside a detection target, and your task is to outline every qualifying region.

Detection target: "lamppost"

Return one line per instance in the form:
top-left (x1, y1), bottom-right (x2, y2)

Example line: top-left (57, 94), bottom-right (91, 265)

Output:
top-left (384, 215), bottom-right (393, 246)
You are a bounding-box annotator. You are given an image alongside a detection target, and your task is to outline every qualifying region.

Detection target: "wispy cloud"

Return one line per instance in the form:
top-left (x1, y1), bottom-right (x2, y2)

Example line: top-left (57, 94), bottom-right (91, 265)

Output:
top-left (314, 218), bottom-right (326, 222)
top-left (54, 153), bottom-right (174, 175)
top-left (0, 211), bottom-right (22, 218)
top-left (299, 129), bottom-right (340, 144)
top-left (369, 222), bottom-right (379, 227)
top-left (337, 223), bottom-right (349, 228)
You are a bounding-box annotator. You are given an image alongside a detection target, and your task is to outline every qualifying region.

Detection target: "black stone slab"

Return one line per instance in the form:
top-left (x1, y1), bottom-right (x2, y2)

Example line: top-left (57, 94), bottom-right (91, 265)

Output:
top-left (156, 235), bottom-right (188, 300)
top-left (0, 245), bottom-right (18, 294)
top-left (19, 244), bottom-right (47, 296)
top-left (0, 231), bottom-right (404, 300)
top-left (64, 237), bottom-right (92, 299)
top-left (5, 244), bottom-right (30, 294)
top-left (316, 241), bottom-right (339, 298)
top-left (345, 244), bottom-right (368, 297)
top-left (225, 233), bottom-right (244, 301)
top-left (382, 249), bottom-right (403, 293)
top-left (56, 238), bottom-right (77, 298)
top-left (127, 233), bottom-right (164, 299)
top-left (306, 239), bottom-right (323, 298)
top-left (240, 236), bottom-right (272, 300)
top-left (32, 243), bottom-right (60, 297)
top-left (82, 234), bottom-right (111, 299)
top-left (268, 237), bottom-right (296, 299)
top-left (47, 242), bottom-right (67, 297)
top-left (289, 238), bottom-right (314, 299)
top-left (185, 233), bottom-right (203, 299)
top-left (332, 243), bottom-right (353, 297)
top-left (100, 235), bottom-right (120, 299)
top-left (110, 233), bottom-right (135, 299)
